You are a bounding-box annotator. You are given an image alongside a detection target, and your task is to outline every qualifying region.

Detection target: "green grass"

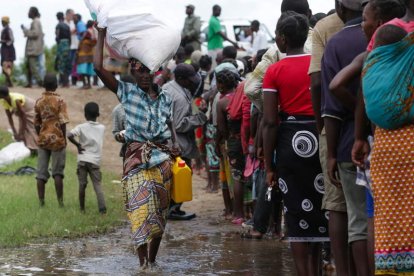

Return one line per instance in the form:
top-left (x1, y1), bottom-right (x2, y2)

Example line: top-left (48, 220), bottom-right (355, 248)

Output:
top-left (0, 130), bottom-right (125, 247)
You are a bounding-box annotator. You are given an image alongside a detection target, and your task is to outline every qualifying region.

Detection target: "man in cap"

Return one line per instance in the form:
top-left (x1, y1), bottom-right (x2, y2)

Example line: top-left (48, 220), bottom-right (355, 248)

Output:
top-left (162, 63), bottom-right (207, 220)
top-left (1, 16), bottom-right (16, 87)
top-left (181, 4), bottom-right (201, 51)
top-left (321, 1), bottom-right (370, 275)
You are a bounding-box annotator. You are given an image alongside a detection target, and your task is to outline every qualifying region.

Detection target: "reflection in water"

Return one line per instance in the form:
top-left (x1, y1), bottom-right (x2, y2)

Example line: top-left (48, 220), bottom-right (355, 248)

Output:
top-left (0, 225), bottom-right (297, 275)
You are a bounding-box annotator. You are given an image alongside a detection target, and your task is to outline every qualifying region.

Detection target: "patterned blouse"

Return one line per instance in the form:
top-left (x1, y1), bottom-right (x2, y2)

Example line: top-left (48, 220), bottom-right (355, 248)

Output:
top-left (117, 81), bottom-right (172, 168)
top-left (34, 91), bottom-right (69, 151)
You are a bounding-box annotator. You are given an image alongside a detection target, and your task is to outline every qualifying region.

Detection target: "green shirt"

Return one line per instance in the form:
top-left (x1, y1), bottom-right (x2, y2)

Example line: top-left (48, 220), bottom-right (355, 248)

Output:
top-left (208, 16), bottom-right (223, 50)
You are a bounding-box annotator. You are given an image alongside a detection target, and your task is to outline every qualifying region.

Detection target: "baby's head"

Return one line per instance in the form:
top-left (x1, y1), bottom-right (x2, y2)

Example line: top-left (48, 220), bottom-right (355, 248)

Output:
top-left (373, 25), bottom-right (407, 48)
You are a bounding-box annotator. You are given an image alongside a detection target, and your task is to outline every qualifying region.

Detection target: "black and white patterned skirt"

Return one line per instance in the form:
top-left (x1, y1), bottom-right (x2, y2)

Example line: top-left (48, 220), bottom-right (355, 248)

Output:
top-left (276, 119), bottom-right (329, 242)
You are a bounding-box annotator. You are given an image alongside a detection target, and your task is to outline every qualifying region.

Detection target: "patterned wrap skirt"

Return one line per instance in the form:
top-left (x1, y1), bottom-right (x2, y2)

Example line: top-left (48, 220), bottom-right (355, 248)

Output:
top-left (276, 119), bottom-right (329, 242)
top-left (371, 125), bottom-right (414, 275)
top-left (205, 123), bottom-right (220, 172)
top-left (56, 39), bottom-right (71, 76)
top-left (122, 160), bottom-right (172, 247)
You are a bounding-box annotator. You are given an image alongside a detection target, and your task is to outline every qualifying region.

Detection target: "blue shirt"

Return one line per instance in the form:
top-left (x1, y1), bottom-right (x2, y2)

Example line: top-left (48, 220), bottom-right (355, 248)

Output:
top-left (117, 81), bottom-right (172, 169)
top-left (321, 21), bottom-right (367, 162)
top-left (76, 21), bottom-right (87, 40)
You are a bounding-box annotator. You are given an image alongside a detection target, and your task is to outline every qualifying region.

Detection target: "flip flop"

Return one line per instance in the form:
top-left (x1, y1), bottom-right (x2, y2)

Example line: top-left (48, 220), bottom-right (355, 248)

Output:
top-left (241, 231), bottom-right (263, 240)
top-left (231, 217), bottom-right (245, 225)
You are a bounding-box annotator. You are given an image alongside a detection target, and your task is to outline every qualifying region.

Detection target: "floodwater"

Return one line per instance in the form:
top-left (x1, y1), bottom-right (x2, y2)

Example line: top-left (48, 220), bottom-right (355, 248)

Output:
top-left (0, 221), bottom-right (296, 276)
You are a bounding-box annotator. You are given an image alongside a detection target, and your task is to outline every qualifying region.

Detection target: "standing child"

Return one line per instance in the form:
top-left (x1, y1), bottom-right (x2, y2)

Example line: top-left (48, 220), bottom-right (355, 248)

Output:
top-left (34, 73), bottom-right (69, 207)
top-left (68, 102), bottom-right (107, 214)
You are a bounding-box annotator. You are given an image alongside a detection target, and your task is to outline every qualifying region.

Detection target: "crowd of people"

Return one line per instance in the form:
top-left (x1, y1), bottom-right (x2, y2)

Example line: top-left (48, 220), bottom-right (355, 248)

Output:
top-left (0, 0), bottom-right (413, 275)
top-left (0, 7), bottom-right (108, 89)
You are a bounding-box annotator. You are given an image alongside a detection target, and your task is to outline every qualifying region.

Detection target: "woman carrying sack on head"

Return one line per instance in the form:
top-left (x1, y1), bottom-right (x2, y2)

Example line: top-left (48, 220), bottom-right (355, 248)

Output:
top-left (94, 25), bottom-right (180, 270)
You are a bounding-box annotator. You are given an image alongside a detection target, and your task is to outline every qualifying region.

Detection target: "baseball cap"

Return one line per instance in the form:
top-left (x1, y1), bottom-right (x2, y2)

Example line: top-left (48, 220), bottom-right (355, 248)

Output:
top-left (338, 0), bottom-right (363, 11)
top-left (186, 4), bottom-right (195, 9)
top-left (215, 62), bottom-right (241, 80)
top-left (174, 63), bottom-right (201, 85)
top-left (215, 62), bottom-right (238, 75)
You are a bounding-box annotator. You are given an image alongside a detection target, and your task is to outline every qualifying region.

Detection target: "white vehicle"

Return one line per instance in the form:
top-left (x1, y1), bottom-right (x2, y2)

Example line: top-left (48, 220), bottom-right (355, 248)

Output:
top-left (200, 19), bottom-right (275, 56)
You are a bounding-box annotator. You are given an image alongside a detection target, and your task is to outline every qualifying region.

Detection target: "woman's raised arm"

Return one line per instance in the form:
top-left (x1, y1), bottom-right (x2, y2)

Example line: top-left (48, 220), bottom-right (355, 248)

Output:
top-left (93, 27), bottom-right (118, 93)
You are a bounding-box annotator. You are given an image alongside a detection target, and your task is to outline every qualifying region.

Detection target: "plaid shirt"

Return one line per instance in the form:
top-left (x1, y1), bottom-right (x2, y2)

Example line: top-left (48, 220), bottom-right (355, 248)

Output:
top-left (244, 28), bottom-right (313, 112)
top-left (117, 81), bottom-right (172, 169)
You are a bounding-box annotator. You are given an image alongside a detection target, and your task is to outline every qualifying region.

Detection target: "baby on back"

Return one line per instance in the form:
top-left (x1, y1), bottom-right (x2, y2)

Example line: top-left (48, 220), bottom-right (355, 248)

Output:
top-left (373, 24), bottom-right (408, 48)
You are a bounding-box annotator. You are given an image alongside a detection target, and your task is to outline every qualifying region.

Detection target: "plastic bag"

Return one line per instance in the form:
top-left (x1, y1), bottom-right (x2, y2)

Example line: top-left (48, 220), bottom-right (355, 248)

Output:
top-left (0, 142), bottom-right (30, 168)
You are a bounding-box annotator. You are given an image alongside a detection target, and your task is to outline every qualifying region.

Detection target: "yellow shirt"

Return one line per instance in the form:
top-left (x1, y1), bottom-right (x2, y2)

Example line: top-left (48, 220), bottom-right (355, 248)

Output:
top-left (0, 92), bottom-right (26, 112)
top-left (308, 13), bottom-right (345, 75)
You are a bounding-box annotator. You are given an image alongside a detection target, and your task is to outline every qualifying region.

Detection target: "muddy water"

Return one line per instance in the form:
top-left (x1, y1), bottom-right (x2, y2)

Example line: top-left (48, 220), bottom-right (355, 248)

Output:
top-left (0, 222), bottom-right (295, 276)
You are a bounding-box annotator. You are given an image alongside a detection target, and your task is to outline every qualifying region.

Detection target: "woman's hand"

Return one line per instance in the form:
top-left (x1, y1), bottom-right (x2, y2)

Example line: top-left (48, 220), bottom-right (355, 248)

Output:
top-left (93, 21), bottom-right (106, 34)
top-left (171, 143), bottom-right (181, 158)
top-left (265, 170), bottom-right (277, 187)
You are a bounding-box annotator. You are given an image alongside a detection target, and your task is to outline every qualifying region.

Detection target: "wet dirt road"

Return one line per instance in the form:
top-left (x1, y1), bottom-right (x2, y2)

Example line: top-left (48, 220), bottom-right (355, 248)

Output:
top-left (0, 181), bottom-right (295, 275)
top-left (0, 175), bottom-right (296, 276)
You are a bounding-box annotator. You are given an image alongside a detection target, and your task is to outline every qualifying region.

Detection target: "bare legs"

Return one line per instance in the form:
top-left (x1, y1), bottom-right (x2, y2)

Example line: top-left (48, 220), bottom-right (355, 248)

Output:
top-left (329, 211), bottom-right (369, 276)
top-left (222, 182), bottom-right (233, 218)
top-left (137, 236), bottom-right (163, 268)
top-left (36, 179), bottom-right (46, 206)
top-left (328, 211), bottom-right (350, 276)
top-left (36, 176), bottom-right (64, 207)
top-left (351, 240), bottom-right (370, 276)
top-left (291, 242), bottom-right (322, 276)
top-left (233, 178), bottom-right (244, 220)
top-left (81, 74), bottom-right (91, 89)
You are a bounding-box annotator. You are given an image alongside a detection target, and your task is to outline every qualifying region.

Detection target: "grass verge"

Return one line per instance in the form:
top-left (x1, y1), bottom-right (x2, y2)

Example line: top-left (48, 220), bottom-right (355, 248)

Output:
top-left (0, 130), bottom-right (125, 247)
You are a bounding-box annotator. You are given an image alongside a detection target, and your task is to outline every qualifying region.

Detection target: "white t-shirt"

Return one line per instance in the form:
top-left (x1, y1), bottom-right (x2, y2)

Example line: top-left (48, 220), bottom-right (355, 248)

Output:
top-left (65, 20), bottom-right (79, 50)
top-left (70, 121), bottom-right (105, 166)
top-left (248, 29), bottom-right (268, 55)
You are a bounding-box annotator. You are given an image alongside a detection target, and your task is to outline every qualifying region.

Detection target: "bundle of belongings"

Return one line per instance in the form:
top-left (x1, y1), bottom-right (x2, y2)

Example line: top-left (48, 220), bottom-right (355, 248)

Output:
top-left (362, 29), bottom-right (414, 130)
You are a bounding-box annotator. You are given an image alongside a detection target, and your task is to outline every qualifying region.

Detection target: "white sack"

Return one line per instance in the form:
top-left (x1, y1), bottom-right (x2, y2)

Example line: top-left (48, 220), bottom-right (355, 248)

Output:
top-left (0, 142), bottom-right (30, 168)
top-left (84, 0), bottom-right (180, 72)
